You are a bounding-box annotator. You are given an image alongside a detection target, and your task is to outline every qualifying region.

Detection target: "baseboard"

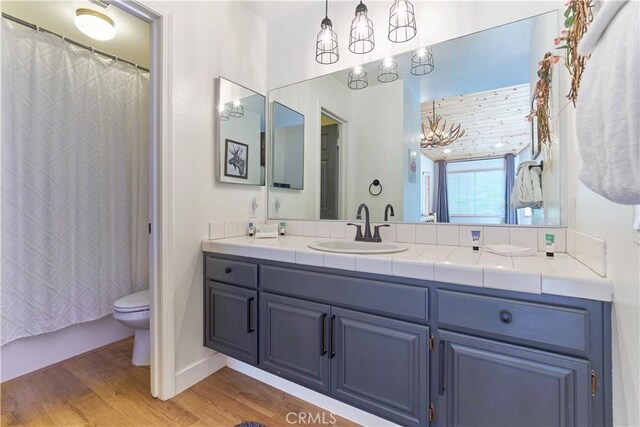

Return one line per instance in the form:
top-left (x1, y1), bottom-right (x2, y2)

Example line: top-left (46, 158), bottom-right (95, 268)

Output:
top-left (174, 351), bottom-right (226, 395)
top-left (226, 357), bottom-right (398, 427)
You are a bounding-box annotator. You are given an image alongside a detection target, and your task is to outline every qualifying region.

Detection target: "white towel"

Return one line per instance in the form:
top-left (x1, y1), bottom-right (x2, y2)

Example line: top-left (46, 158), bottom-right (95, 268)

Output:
top-left (576, 0), bottom-right (639, 205)
top-left (511, 161), bottom-right (543, 209)
top-left (484, 244), bottom-right (538, 257)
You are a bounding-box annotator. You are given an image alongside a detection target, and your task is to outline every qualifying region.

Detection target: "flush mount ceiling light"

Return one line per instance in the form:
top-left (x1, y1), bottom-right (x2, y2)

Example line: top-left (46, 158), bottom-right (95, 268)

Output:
top-left (74, 8), bottom-right (116, 41)
top-left (410, 46), bottom-right (434, 76)
top-left (316, 0), bottom-right (339, 65)
top-left (348, 65), bottom-right (368, 90)
top-left (228, 100), bottom-right (244, 118)
top-left (420, 101), bottom-right (465, 148)
top-left (377, 56), bottom-right (398, 83)
top-left (495, 142), bottom-right (505, 148)
top-left (443, 148), bottom-right (452, 154)
top-left (388, 0), bottom-right (417, 43)
top-left (348, 1), bottom-right (375, 54)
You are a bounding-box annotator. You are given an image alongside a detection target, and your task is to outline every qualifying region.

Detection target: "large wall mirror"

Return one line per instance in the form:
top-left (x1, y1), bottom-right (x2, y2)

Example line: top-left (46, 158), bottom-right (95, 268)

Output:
top-left (268, 11), bottom-right (562, 226)
top-left (216, 77), bottom-right (266, 186)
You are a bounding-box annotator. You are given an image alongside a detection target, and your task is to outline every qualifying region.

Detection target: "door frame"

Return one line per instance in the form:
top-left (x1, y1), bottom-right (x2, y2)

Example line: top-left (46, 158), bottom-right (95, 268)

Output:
top-left (110, 0), bottom-right (174, 400)
top-left (319, 108), bottom-right (347, 220)
top-left (421, 169), bottom-right (431, 216)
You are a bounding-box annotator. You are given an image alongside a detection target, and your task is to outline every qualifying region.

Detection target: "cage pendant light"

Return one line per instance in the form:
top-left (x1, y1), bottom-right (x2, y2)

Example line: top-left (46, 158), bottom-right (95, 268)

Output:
top-left (348, 1), bottom-right (375, 54)
top-left (316, 0), bottom-right (339, 65)
top-left (388, 0), bottom-right (417, 43)
top-left (410, 46), bottom-right (434, 76)
top-left (348, 65), bottom-right (368, 90)
top-left (377, 57), bottom-right (398, 83)
top-left (228, 101), bottom-right (244, 118)
top-left (219, 104), bottom-right (230, 121)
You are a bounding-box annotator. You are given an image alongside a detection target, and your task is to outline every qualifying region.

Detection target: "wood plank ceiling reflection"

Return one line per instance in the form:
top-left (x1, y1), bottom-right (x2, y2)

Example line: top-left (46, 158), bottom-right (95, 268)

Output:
top-left (422, 83), bottom-right (531, 161)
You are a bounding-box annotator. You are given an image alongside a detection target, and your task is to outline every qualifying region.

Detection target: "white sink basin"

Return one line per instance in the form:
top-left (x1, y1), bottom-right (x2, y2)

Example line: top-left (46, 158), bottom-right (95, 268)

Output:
top-left (308, 240), bottom-right (408, 254)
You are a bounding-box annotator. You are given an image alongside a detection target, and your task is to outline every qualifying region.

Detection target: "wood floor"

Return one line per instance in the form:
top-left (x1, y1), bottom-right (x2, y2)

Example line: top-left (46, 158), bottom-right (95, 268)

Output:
top-left (1, 338), bottom-right (359, 427)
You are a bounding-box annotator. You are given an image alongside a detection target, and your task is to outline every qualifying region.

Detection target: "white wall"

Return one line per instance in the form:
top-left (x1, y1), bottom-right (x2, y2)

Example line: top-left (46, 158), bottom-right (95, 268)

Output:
top-left (269, 75), bottom-right (352, 219)
top-left (155, 0), bottom-right (267, 385)
top-left (573, 187), bottom-right (640, 426)
top-left (348, 80), bottom-right (405, 221)
top-left (565, 78), bottom-right (640, 427)
top-left (272, 125), bottom-right (303, 189)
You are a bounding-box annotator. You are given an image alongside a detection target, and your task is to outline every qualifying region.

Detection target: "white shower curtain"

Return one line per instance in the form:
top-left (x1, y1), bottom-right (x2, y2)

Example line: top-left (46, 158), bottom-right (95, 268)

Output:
top-left (1, 19), bottom-right (149, 345)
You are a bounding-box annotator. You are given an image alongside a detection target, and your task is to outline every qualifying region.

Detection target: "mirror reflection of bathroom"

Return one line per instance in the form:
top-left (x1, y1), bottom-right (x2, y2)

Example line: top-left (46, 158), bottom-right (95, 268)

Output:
top-left (1, 1), bottom-right (153, 383)
top-left (268, 11), bottom-right (560, 226)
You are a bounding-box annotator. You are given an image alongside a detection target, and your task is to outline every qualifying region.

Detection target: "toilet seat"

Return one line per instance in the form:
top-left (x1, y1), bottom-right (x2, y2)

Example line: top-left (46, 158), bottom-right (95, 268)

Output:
top-left (114, 289), bottom-right (150, 313)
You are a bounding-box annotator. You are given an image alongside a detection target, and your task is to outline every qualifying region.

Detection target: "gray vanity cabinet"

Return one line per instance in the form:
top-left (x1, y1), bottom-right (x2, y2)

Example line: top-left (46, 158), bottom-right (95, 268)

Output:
top-left (259, 293), bottom-right (429, 427)
top-left (259, 293), bottom-right (331, 393)
top-left (331, 307), bottom-right (429, 427)
top-left (203, 253), bottom-right (611, 427)
top-left (204, 280), bottom-right (257, 364)
top-left (437, 330), bottom-right (591, 427)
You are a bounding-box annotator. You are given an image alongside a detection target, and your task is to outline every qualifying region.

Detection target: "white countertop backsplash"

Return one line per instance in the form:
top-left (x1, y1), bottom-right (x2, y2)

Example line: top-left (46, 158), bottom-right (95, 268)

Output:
top-left (201, 235), bottom-right (613, 302)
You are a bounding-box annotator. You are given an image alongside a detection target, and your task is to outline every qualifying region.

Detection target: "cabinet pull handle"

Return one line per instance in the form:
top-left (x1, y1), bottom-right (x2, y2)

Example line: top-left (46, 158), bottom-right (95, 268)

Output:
top-left (246, 297), bottom-right (254, 333)
top-left (329, 315), bottom-right (336, 359)
top-left (320, 313), bottom-right (327, 356)
top-left (224, 267), bottom-right (232, 274)
top-left (209, 292), bottom-right (215, 339)
top-left (499, 310), bottom-right (513, 324)
top-left (438, 339), bottom-right (445, 396)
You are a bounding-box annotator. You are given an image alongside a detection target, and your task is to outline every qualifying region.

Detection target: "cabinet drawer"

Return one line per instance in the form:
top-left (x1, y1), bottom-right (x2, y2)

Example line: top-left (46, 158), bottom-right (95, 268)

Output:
top-left (261, 265), bottom-right (428, 323)
top-left (205, 256), bottom-right (257, 288)
top-left (437, 290), bottom-right (589, 353)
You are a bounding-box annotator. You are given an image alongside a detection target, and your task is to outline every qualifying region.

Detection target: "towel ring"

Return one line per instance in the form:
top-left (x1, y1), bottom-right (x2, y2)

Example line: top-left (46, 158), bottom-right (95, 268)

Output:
top-left (369, 179), bottom-right (382, 196)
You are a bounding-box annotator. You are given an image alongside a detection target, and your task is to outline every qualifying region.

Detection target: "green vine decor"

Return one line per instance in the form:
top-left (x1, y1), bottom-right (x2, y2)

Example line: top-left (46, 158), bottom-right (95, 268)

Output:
top-left (555, 0), bottom-right (594, 105)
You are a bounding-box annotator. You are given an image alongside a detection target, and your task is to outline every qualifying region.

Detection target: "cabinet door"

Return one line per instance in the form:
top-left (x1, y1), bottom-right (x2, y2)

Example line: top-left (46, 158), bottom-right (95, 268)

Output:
top-left (204, 281), bottom-right (257, 365)
top-left (330, 307), bottom-right (429, 427)
top-left (438, 330), bottom-right (591, 427)
top-left (260, 293), bottom-right (331, 394)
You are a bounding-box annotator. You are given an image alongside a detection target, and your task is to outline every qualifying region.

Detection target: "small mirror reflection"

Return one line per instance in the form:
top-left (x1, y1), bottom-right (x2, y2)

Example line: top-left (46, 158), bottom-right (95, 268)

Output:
top-left (217, 77), bottom-right (265, 186)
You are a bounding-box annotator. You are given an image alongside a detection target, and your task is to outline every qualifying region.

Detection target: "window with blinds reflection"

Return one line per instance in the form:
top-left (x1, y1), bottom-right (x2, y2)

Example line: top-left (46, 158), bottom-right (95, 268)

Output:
top-left (447, 159), bottom-right (505, 223)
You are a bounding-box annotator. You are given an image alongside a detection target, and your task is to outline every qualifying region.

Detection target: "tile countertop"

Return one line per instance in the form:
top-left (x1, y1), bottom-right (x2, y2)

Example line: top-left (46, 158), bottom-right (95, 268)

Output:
top-left (201, 236), bottom-right (613, 302)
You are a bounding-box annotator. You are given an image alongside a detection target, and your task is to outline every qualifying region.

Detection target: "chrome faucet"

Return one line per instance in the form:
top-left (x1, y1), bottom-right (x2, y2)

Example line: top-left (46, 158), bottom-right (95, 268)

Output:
top-left (384, 204), bottom-right (395, 221)
top-left (347, 203), bottom-right (390, 242)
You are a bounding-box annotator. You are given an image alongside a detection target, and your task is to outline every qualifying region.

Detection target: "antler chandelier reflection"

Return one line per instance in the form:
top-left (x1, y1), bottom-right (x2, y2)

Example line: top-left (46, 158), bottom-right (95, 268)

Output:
top-left (420, 101), bottom-right (465, 148)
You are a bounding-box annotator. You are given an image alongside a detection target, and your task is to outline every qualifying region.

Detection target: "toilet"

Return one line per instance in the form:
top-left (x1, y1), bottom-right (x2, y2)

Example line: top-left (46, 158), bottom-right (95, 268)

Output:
top-left (113, 289), bottom-right (150, 366)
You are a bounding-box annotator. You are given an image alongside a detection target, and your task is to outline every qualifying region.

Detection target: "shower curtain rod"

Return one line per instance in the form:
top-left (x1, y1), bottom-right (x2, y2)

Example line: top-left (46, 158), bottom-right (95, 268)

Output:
top-left (2, 12), bottom-right (150, 73)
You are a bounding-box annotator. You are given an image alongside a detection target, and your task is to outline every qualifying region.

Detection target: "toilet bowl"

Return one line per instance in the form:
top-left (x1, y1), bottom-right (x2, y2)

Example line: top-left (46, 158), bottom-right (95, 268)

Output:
top-left (113, 289), bottom-right (150, 366)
